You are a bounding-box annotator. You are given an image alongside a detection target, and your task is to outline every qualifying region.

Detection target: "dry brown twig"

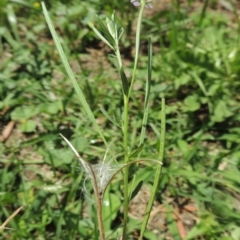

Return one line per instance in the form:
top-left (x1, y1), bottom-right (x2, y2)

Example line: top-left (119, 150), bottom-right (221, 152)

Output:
top-left (0, 206), bottom-right (23, 231)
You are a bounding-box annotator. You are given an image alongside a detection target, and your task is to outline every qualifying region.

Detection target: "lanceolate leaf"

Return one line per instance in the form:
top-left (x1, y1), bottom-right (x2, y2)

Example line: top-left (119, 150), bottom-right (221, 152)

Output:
top-left (130, 180), bottom-right (143, 201)
top-left (99, 106), bottom-right (121, 128)
top-left (139, 38), bottom-right (152, 147)
top-left (41, 3), bottom-right (107, 146)
top-left (140, 98), bottom-right (166, 240)
top-left (89, 22), bottom-right (114, 50)
top-left (120, 67), bottom-right (129, 96)
top-left (129, 143), bottom-right (144, 159)
top-left (117, 27), bottom-right (124, 41)
top-left (96, 15), bottom-right (116, 48)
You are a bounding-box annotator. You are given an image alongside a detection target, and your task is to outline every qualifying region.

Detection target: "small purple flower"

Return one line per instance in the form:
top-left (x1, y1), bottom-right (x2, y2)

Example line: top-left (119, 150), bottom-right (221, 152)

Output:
top-left (131, 0), bottom-right (140, 7)
top-left (130, 0), bottom-right (153, 9)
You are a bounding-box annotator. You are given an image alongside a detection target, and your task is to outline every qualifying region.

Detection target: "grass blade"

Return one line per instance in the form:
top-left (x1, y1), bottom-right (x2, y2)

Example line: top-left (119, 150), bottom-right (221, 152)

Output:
top-left (41, 2), bottom-right (107, 146)
top-left (140, 98), bottom-right (166, 239)
top-left (99, 107), bottom-right (121, 128)
top-left (129, 37), bottom-right (152, 214)
top-left (139, 37), bottom-right (152, 146)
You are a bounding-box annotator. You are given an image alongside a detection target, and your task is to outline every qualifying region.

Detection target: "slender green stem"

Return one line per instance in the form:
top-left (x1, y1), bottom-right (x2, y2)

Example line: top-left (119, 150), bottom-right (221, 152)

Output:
top-left (122, 94), bottom-right (129, 239)
top-left (119, 3), bottom-right (145, 239)
top-left (95, 188), bottom-right (105, 240)
top-left (90, 165), bottom-right (105, 240)
top-left (158, 99), bottom-right (166, 162)
top-left (123, 96), bottom-right (129, 154)
top-left (114, 26), bottom-right (130, 239)
top-left (115, 45), bottom-right (123, 68)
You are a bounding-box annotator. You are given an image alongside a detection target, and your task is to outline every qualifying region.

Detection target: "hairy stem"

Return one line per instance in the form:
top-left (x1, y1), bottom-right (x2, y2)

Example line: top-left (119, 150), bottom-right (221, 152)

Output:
top-left (91, 165), bottom-right (105, 240)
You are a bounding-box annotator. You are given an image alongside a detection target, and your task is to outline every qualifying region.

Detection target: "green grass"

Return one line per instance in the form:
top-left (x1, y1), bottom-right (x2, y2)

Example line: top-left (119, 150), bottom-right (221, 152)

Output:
top-left (1, 0), bottom-right (240, 239)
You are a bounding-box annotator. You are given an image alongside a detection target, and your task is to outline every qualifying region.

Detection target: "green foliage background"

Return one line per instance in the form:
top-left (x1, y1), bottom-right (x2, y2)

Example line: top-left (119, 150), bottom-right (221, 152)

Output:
top-left (1, 0), bottom-right (240, 239)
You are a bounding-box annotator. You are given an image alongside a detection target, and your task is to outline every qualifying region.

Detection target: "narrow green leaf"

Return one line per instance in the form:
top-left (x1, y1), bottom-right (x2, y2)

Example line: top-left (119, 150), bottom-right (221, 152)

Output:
top-left (88, 22), bottom-right (114, 50)
top-left (0, 27), bottom-right (19, 49)
top-left (6, 4), bottom-right (20, 43)
top-left (129, 180), bottom-right (143, 201)
top-left (191, 72), bottom-right (208, 96)
top-left (106, 17), bottom-right (116, 40)
top-left (120, 67), bottom-right (129, 96)
top-left (129, 143), bottom-right (144, 159)
top-left (108, 53), bottom-right (117, 58)
top-left (117, 27), bottom-right (124, 40)
top-left (111, 10), bottom-right (116, 22)
top-left (139, 38), bottom-right (152, 147)
top-left (140, 98), bottom-right (166, 239)
top-left (41, 2), bottom-right (107, 146)
top-left (128, 39), bottom-right (152, 221)
top-left (96, 15), bottom-right (116, 48)
top-left (10, 0), bottom-right (31, 7)
top-left (99, 107), bottom-right (121, 128)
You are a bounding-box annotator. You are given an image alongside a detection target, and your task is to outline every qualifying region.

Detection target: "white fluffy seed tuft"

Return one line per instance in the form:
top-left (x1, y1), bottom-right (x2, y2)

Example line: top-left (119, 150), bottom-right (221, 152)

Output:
top-left (60, 134), bottom-right (122, 201)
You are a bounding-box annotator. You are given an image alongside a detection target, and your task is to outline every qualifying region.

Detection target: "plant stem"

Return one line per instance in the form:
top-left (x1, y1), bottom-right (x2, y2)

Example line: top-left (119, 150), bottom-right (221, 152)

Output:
top-left (122, 94), bottom-right (129, 239)
top-left (91, 166), bottom-right (105, 240)
top-left (95, 193), bottom-right (105, 240)
top-left (114, 28), bottom-right (130, 238)
top-left (121, 3), bottom-right (145, 239)
top-left (114, 42), bottom-right (130, 239)
top-left (115, 45), bottom-right (123, 68)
